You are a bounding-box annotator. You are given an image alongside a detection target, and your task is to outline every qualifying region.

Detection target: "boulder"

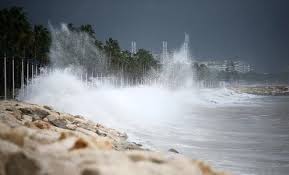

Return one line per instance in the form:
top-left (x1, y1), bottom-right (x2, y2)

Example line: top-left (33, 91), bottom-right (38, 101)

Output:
top-left (0, 100), bottom-right (229, 175)
top-left (22, 115), bottom-right (33, 123)
top-left (50, 118), bottom-right (69, 129)
top-left (46, 114), bottom-right (58, 122)
top-left (5, 152), bottom-right (41, 175)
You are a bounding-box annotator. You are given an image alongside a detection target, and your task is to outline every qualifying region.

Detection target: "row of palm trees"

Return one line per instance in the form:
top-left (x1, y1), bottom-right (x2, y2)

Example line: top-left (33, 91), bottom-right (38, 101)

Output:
top-left (0, 7), bottom-right (51, 64)
top-left (0, 7), bottom-right (52, 98)
top-left (0, 7), bottom-right (158, 70)
top-left (0, 6), bottom-right (160, 98)
top-left (67, 23), bottom-right (159, 78)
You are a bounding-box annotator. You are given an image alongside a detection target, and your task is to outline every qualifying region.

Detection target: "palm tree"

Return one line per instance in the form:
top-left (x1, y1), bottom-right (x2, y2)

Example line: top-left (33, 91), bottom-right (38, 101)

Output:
top-left (32, 25), bottom-right (51, 64)
top-left (79, 24), bottom-right (95, 38)
top-left (0, 7), bottom-right (31, 57)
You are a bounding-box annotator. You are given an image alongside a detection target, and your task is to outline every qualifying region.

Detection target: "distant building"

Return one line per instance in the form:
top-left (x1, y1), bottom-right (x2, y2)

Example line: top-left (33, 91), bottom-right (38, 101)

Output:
top-left (197, 60), bottom-right (227, 72)
top-left (152, 42), bottom-right (254, 73)
top-left (234, 61), bottom-right (253, 73)
top-left (196, 59), bottom-right (253, 73)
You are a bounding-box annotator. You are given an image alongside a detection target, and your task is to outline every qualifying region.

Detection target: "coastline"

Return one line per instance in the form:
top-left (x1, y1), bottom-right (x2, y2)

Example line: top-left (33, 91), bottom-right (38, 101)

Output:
top-left (231, 85), bottom-right (289, 96)
top-left (0, 100), bottom-right (229, 175)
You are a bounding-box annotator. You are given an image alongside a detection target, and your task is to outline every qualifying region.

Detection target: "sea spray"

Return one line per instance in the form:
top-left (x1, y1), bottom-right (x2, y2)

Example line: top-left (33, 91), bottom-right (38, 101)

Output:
top-left (17, 24), bottom-right (255, 140)
top-left (154, 33), bottom-right (194, 89)
top-left (49, 23), bottom-right (107, 73)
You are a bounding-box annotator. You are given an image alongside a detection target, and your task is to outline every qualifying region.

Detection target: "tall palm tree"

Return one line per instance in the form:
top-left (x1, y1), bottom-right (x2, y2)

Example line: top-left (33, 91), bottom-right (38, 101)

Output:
top-left (0, 7), bottom-right (31, 57)
top-left (32, 25), bottom-right (51, 64)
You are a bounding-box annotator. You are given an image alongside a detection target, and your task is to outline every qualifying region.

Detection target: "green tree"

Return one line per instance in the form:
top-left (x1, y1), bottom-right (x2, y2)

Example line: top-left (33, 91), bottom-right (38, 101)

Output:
top-left (0, 7), bottom-right (50, 64)
top-left (94, 40), bottom-right (103, 50)
top-left (135, 49), bottom-right (157, 69)
top-left (32, 25), bottom-right (51, 64)
top-left (79, 24), bottom-right (95, 38)
top-left (0, 7), bottom-right (31, 57)
top-left (67, 23), bottom-right (76, 31)
top-left (104, 38), bottom-right (121, 56)
top-left (67, 23), bottom-right (103, 50)
top-left (198, 64), bottom-right (209, 80)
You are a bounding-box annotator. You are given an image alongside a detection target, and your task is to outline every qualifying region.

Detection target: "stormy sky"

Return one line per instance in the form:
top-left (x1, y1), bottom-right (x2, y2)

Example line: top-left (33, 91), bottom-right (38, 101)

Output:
top-left (1, 0), bottom-right (289, 73)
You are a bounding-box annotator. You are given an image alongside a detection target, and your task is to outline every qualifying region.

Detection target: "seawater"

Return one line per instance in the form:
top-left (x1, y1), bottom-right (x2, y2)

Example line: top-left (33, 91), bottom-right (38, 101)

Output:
top-left (19, 69), bottom-right (289, 174)
top-left (18, 25), bottom-right (289, 174)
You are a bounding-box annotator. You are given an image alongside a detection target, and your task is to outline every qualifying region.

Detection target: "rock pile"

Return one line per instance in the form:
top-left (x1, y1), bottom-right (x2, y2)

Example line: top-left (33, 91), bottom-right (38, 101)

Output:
top-left (0, 100), bottom-right (229, 175)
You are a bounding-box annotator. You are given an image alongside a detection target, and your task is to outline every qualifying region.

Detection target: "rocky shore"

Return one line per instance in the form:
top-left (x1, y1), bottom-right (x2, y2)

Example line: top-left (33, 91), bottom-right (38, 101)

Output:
top-left (233, 85), bottom-right (289, 96)
top-left (0, 100), bottom-right (229, 175)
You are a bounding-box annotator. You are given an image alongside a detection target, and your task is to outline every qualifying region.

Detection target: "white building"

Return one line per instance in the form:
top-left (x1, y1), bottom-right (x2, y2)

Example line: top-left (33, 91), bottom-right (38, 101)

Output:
top-left (197, 60), bottom-right (227, 72)
top-left (234, 61), bottom-right (253, 73)
top-left (197, 59), bottom-right (253, 73)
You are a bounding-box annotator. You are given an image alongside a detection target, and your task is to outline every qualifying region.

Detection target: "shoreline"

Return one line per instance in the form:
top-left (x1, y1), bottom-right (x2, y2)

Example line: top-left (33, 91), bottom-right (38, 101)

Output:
top-left (231, 85), bottom-right (289, 96)
top-left (0, 100), bottom-right (229, 175)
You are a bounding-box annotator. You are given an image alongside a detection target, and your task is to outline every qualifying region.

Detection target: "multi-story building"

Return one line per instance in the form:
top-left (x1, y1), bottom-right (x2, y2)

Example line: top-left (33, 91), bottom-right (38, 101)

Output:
top-left (197, 60), bottom-right (227, 72)
top-left (197, 59), bottom-right (253, 73)
top-left (151, 42), bottom-right (254, 73)
top-left (234, 61), bottom-right (253, 73)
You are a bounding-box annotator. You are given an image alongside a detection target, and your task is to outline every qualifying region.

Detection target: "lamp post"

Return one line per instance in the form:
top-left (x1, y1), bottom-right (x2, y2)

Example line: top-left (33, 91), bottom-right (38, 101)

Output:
top-left (4, 54), bottom-right (7, 100)
top-left (12, 57), bottom-right (15, 98)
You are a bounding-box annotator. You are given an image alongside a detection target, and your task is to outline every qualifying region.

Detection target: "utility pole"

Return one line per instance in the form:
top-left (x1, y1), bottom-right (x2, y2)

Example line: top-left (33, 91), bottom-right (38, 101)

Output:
top-left (36, 64), bottom-right (38, 77)
top-left (27, 60), bottom-right (29, 84)
top-left (31, 61), bottom-right (34, 83)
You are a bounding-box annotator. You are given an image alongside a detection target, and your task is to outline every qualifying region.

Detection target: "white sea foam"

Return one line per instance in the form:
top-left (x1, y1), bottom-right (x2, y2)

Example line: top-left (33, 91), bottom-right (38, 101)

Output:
top-left (17, 25), bottom-right (271, 174)
top-left (18, 24), bottom-right (255, 129)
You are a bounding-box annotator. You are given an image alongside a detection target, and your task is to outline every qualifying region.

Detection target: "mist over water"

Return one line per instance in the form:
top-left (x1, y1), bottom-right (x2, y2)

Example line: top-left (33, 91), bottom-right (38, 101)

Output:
top-left (17, 25), bottom-right (289, 175)
top-left (49, 24), bottom-right (106, 72)
top-left (19, 25), bottom-right (252, 122)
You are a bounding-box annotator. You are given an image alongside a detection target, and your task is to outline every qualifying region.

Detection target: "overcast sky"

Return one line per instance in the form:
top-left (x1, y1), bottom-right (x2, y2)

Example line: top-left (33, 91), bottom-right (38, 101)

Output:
top-left (1, 0), bottom-right (289, 72)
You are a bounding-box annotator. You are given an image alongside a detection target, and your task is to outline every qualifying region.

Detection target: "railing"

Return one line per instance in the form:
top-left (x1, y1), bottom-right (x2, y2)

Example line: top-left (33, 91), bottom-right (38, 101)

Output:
top-left (0, 56), bottom-right (41, 100)
top-left (1, 56), bottom-right (229, 100)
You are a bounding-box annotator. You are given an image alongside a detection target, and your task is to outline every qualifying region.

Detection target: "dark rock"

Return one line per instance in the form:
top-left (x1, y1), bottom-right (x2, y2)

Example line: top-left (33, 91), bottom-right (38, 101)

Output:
top-left (82, 168), bottom-right (100, 175)
top-left (125, 142), bottom-right (143, 150)
top-left (168, 148), bottom-right (179, 154)
top-left (18, 108), bottom-right (33, 115)
top-left (32, 108), bottom-right (50, 119)
top-left (18, 107), bottom-right (50, 120)
top-left (131, 142), bottom-right (142, 147)
top-left (43, 105), bottom-right (53, 110)
top-left (6, 107), bottom-right (22, 120)
top-left (50, 119), bottom-right (68, 129)
top-left (150, 157), bottom-right (165, 164)
top-left (5, 152), bottom-right (41, 175)
top-left (74, 115), bottom-right (85, 119)
top-left (5, 108), bottom-right (14, 112)
top-left (96, 129), bottom-right (107, 137)
top-left (128, 154), bottom-right (146, 162)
